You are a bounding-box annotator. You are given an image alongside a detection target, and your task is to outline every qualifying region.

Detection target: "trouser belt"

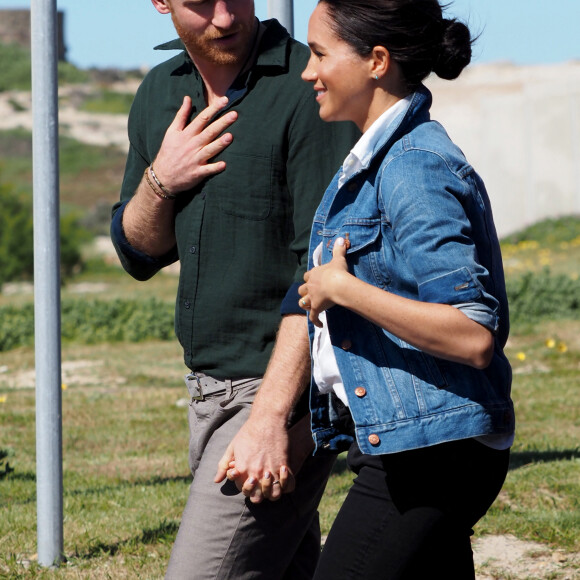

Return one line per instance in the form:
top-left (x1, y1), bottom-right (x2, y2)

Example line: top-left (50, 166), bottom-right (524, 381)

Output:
top-left (184, 372), bottom-right (260, 401)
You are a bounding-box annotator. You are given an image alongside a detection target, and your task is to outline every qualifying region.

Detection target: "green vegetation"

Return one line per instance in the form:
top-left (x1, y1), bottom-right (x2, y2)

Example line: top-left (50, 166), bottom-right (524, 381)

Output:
top-left (507, 269), bottom-right (580, 324)
top-left (0, 216), bottom-right (578, 352)
top-left (0, 43), bottom-right (34, 92)
top-left (79, 89), bottom-right (135, 115)
top-left (0, 177), bottom-right (89, 287)
top-left (0, 43), bottom-right (89, 92)
top-left (0, 298), bottom-right (174, 352)
top-left (0, 129), bottom-right (126, 235)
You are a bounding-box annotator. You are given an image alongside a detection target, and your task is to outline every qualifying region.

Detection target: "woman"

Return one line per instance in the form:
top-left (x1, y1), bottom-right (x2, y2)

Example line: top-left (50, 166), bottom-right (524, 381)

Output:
top-left (297, 1), bottom-right (515, 578)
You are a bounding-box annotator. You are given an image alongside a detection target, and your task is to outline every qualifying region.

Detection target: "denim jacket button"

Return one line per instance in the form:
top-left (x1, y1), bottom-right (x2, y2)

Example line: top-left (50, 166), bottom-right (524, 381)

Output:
top-left (354, 387), bottom-right (367, 398)
top-left (341, 339), bottom-right (352, 350)
top-left (368, 434), bottom-right (380, 446)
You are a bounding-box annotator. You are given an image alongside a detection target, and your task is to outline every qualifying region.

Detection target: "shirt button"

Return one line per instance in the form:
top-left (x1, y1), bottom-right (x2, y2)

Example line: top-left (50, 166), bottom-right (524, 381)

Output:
top-left (184, 301), bottom-right (191, 309)
top-left (354, 387), bottom-right (366, 398)
top-left (368, 434), bottom-right (380, 446)
top-left (190, 246), bottom-right (197, 254)
top-left (341, 339), bottom-right (352, 350)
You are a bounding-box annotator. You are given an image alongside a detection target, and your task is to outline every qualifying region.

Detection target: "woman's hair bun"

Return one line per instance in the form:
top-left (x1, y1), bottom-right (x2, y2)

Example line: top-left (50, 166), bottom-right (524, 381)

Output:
top-left (434, 18), bottom-right (472, 80)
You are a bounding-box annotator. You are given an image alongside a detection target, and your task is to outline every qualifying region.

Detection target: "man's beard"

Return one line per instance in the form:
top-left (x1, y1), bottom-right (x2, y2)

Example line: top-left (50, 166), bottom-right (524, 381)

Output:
top-left (171, 9), bottom-right (256, 66)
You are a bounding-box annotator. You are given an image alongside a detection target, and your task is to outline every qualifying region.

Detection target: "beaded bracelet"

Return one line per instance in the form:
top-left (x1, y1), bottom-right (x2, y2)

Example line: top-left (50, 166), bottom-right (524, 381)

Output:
top-left (144, 167), bottom-right (176, 201)
top-left (149, 164), bottom-right (175, 198)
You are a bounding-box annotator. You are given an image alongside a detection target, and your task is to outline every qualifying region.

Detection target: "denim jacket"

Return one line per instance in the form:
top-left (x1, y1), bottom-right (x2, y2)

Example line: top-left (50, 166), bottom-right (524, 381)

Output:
top-left (308, 86), bottom-right (515, 456)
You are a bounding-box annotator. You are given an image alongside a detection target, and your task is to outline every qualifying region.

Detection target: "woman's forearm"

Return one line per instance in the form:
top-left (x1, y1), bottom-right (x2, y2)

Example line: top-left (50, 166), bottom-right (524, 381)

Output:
top-left (332, 272), bottom-right (494, 369)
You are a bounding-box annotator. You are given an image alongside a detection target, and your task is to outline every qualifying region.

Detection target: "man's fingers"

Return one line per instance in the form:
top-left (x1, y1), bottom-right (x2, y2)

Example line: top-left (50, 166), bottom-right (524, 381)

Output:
top-left (198, 131), bottom-right (234, 164)
top-left (187, 97), bottom-right (232, 136)
top-left (169, 95), bottom-right (193, 132)
top-left (226, 467), bottom-right (240, 481)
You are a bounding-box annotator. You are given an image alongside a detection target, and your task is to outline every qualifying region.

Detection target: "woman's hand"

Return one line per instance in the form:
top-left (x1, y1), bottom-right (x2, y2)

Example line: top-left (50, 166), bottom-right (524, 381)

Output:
top-left (299, 236), bottom-right (351, 327)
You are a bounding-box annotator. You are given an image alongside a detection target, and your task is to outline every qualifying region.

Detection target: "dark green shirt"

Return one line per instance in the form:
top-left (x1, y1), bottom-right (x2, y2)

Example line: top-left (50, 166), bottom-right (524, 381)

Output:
top-left (111, 20), bottom-right (357, 377)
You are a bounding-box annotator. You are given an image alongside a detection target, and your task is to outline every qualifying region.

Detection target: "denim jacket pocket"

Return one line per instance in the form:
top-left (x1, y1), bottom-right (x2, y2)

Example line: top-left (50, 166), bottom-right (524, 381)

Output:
top-left (320, 219), bottom-right (380, 254)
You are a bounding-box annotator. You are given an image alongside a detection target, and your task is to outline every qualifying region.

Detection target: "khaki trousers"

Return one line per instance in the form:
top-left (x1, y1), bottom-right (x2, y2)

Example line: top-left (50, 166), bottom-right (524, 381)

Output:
top-left (165, 378), bottom-right (336, 579)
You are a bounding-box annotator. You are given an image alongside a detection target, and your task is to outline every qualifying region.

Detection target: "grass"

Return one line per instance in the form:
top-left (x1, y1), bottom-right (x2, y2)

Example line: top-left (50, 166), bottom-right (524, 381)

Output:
top-left (79, 90), bottom-right (135, 115)
top-left (0, 129), bottom-right (127, 217)
top-left (0, 42), bottom-right (90, 93)
top-left (0, 314), bottom-right (578, 578)
top-left (501, 215), bottom-right (580, 279)
top-left (0, 342), bottom-right (187, 579)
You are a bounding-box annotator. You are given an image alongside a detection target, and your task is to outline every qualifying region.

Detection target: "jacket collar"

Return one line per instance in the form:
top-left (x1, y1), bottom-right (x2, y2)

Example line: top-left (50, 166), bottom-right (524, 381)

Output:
top-left (361, 85), bottom-right (433, 175)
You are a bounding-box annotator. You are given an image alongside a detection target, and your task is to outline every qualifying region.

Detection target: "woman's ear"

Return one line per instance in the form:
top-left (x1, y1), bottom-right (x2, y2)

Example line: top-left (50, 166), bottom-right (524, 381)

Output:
top-left (370, 45), bottom-right (390, 81)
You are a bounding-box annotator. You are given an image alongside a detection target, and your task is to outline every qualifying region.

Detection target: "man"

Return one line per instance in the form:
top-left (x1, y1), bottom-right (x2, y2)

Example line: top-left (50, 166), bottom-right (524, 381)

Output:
top-left (111, 0), bottom-right (357, 578)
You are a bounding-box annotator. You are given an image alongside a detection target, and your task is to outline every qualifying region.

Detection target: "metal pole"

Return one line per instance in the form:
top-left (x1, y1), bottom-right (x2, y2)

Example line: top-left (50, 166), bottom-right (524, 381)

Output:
top-left (268, 0), bottom-right (294, 36)
top-left (31, 0), bottom-right (63, 567)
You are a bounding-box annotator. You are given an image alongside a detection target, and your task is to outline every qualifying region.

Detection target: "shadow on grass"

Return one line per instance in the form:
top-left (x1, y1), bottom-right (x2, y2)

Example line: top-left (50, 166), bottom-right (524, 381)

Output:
top-left (4, 473), bottom-right (192, 506)
top-left (330, 454), bottom-right (349, 476)
top-left (82, 519), bottom-right (180, 559)
top-left (509, 448), bottom-right (580, 470)
top-left (0, 449), bottom-right (14, 480)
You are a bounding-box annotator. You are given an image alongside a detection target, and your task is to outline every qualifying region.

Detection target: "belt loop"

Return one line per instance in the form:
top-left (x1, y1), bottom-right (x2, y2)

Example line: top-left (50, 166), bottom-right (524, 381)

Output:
top-left (225, 379), bottom-right (233, 398)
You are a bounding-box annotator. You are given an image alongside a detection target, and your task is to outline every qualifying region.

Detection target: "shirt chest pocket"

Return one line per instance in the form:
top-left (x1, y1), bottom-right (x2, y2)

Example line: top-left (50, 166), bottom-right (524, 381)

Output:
top-left (322, 220), bottom-right (391, 288)
top-left (212, 150), bottom-right (274, 221)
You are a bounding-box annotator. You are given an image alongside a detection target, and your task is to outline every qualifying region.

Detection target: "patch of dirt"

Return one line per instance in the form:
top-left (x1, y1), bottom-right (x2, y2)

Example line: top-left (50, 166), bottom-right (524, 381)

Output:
top-left (0, 87), bottom-right (131, 150)
top-left (473, 535), bottom-right (580, 579)
top-left (0, 359), bottom-right (126, 389)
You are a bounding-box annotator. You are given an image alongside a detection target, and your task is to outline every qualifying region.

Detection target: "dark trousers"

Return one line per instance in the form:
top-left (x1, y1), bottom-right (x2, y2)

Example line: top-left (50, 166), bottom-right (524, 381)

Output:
top-left (313, 436), bottom-right (509, 580)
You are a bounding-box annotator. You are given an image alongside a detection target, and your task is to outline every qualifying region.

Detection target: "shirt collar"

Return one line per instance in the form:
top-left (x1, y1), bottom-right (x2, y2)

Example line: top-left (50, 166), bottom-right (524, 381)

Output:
top-left (339, 96), bottom-right (413, 187)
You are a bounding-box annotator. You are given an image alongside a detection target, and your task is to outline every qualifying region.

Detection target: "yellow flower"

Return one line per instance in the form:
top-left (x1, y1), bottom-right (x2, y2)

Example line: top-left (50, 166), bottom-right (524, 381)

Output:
top-left (545, 338), bottom-right (556, 349)
top-left (516, 352), bottom-right (526, 361)
top-left (0, 395), bottom-right (6, 404)
top-left (557, 342), bottom-right (568, 353)
top-left (61, 383), bottom-right (68, 391)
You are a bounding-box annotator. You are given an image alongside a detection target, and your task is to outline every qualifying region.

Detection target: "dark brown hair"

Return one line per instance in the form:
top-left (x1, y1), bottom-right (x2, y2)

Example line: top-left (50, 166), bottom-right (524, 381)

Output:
top-left (319, 0), bottom-right (473, 90)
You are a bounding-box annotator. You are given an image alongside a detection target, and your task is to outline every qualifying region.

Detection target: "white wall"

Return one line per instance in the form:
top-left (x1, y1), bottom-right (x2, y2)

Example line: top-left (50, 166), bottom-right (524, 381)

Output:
top-left (426, 61), bottom-right (580, 237)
